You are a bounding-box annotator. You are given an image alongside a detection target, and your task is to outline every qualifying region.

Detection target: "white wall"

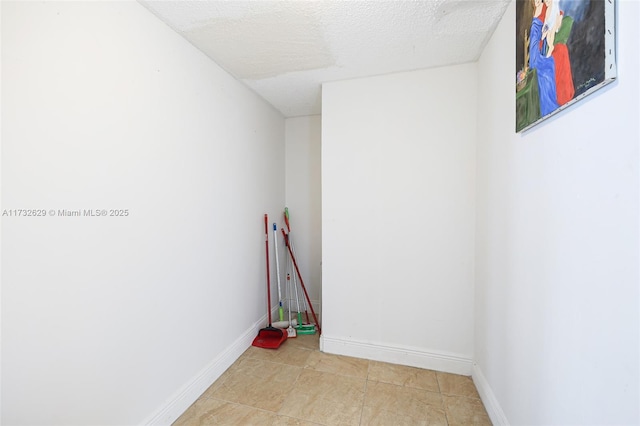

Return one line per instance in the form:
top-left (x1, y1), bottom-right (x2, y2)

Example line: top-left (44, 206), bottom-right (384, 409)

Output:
top-left (474, 1), bottom-right (640, 424)
top-left (1, 1), bottom-right (284, 425)
top-left (285, 116), bottom-right (322, 315)
top-left (321, 65), bottom-right (477, 374)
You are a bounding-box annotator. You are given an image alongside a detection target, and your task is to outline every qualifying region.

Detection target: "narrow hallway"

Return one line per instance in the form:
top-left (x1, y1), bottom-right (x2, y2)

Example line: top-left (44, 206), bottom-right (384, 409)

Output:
top-left (173, 334), bottom-right (491, 425)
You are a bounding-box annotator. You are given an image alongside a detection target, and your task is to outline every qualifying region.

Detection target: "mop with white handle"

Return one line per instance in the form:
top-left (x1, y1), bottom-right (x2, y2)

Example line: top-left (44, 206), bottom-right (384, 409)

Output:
top-left (273, 223), bottom-right (284, 324)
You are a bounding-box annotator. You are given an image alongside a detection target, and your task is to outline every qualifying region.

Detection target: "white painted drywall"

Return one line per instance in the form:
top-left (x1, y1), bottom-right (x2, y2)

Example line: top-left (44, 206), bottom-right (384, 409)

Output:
top-left (321, 65), bottom-right (477, 373)
top-left (285, 116), bottom-right (322, 315)
top-left (474, 0), bottom-right (639, 424)
top-left (1, 1), bottom-right (284, 425)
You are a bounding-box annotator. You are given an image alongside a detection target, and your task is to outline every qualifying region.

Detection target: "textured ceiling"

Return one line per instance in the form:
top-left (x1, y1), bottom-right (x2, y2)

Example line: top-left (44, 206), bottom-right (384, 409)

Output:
top-left (140, 0), bottom-right (510, 117)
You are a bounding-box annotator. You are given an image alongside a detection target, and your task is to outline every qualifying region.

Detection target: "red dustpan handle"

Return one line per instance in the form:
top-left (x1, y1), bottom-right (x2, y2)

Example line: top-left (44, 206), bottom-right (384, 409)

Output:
top-left (264, 214), bottom-right (273, 326)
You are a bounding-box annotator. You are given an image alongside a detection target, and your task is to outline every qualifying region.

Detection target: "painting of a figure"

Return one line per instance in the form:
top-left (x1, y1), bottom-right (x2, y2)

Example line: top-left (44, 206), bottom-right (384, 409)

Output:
top-left (516, 0), bottom-right (616, 132)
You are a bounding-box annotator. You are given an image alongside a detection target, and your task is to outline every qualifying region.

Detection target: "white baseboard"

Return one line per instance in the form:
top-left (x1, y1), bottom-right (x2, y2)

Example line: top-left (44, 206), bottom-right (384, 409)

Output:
top-left (472, 363), bottom-right (509, 425)
top-left (141, 316), bottom-right (265, 425)
top-left (320, 335), bottom-right (473, 376)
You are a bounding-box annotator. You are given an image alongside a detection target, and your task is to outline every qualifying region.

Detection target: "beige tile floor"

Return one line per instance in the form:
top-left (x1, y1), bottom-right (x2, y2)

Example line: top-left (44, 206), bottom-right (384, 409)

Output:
top-left (173, 333), bottom-right (491, 425)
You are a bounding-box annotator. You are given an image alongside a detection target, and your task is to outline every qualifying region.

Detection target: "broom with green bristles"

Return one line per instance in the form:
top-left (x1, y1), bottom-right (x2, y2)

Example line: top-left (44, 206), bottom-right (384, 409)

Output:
top-left (291, 258), bottom-right (315, 334)
top-left (283, 208), bottom-right (317, 335)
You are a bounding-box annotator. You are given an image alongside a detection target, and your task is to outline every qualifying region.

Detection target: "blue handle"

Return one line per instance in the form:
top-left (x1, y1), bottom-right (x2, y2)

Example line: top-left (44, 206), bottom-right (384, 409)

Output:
top-left (273, 223), bottom-right (277, 231)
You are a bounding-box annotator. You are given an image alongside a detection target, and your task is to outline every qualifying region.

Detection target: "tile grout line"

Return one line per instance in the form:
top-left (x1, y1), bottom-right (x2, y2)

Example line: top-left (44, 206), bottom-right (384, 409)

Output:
top-left (358, 360), bottom-right (372, 426)
top-left (208, 397), bottom-right (324, 424)
top-left (436, 372), bottom-right (453, 425)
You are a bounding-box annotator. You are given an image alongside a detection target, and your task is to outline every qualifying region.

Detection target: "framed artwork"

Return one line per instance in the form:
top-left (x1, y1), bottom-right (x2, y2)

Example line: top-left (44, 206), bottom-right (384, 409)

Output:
top-left (516, 0), bottom-right (616, 132)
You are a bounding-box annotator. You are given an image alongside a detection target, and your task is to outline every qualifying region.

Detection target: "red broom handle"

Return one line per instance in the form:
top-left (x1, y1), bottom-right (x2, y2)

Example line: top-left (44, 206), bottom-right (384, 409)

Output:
top-left (284, 210), bottom-right (291, 232)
